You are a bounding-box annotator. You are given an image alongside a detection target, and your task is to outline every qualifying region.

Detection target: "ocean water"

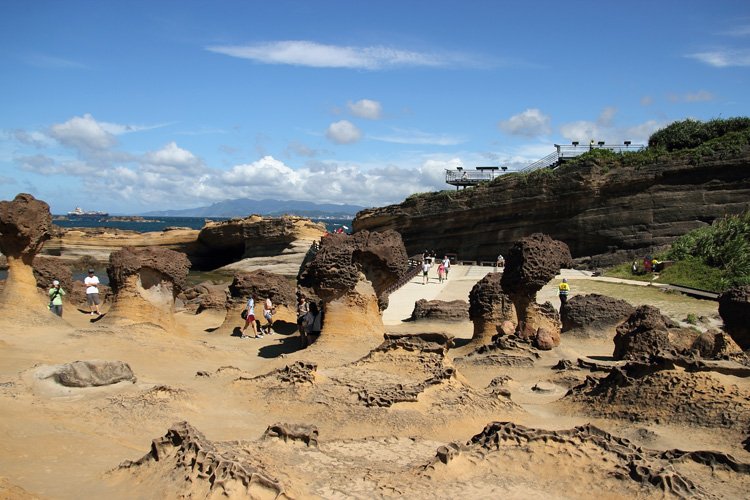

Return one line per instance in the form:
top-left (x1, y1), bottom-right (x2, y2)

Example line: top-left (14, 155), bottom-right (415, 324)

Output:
top-left (53, 216), bottom-right (353, 233)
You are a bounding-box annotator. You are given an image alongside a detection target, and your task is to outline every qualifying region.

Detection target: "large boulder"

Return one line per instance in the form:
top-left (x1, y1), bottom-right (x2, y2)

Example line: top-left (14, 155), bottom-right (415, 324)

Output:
top-left (468, 272), bottom-right (516, 345)
top-left (719, 286), bottom-right (750, 350)
top-left (561, 293), bottom-right (636, 336)
top-left (613, 305), bottom-right (672, 361)
top-left (411, 299), bottom-right (469, 322)
top-left (103, 246), bottom-right (191, 331)
top-left (47, 360), bottom-right (136, 387)
top-left (0, 194), bottom-right (54, 316)
top-left (298, 230), bottom-right (409, 344)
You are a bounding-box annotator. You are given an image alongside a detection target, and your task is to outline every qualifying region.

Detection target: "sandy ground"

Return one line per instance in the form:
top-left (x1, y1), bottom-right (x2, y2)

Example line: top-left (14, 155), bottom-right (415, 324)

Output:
top-left (0, 265), bottom-right (746, 499)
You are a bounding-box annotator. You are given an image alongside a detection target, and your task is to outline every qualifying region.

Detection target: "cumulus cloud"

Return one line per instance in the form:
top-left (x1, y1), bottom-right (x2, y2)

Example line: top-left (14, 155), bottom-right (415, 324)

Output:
top-left (686, 48), bottom-right (750, 67)
top-left (206, 40), bottom-right (462, 70)
top-left (326, 120), bottom-right (362, 144)
top-left (348, 99), bottom-right (382, 119)
top-left (49, 114), bottom-right (117, 151)
top-left (498, 109), bottom-right (551, 137)
top-left (559, 112), bottom-right (664, 145)
top-left (597, 107), bottom-right (617, 127)
top-left (143, 142), bottom-right (204, 176)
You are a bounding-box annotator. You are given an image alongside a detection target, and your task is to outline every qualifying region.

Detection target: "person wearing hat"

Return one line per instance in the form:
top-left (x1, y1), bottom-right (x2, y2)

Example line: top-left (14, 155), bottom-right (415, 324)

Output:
top-left (84, 269), bottom-right (102, 316)
top-left (558, 278), bottom-right (570, 308)
top-left (48, 280), bottom-right (66, 317)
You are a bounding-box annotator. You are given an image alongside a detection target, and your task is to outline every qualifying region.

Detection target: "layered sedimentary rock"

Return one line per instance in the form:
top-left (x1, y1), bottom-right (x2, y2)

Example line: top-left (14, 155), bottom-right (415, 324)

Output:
top-left (411, 299), bottom-right (469, 322)
top-left (104, 246), bottom-right (191, 331)
top-left (353, 150), bottom-right (750, 264)
top-left (196, 215), bottom-right (327, 274)
top-left (298, 230), bottom-right (409, 344)
top-left (0, 193), bottom-right (53, 315)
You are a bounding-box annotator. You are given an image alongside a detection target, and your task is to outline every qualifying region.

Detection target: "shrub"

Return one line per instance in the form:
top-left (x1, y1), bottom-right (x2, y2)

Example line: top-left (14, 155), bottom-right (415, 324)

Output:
top-left (648, 117), bottom-right (750, 152)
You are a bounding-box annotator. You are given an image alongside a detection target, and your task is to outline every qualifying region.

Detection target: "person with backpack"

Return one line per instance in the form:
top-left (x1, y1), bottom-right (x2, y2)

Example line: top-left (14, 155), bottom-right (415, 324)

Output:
top-left (48, 280), bottom-right (65, 317)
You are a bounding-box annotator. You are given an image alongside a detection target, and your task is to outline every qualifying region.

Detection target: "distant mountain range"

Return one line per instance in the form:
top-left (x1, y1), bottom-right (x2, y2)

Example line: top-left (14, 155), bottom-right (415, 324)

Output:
top-left (142, 198), bottom-right (366, 218)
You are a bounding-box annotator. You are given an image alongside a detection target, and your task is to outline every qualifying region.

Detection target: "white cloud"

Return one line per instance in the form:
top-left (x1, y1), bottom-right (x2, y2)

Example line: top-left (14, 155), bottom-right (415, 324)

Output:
top-left (49, 114), bottom-right (117, 151)
top-left (348, 99), bottom-right (382, 119)
top-left (326, 120), bottom-right (362, 144)
top-left (207, 40), bottom-right (457, 70)
top-left (686, 48), bottom-right (750, 67)
top-left (684, 90), bottom-right (716, 102)
top-left (370, 128), bottom-right (465, 146)
top-left (143, 142), bottom-right (204, 174)
top-left (597, 107), bottom-right (617, 127)
top-left (498, 109), bottom-right (551, 137)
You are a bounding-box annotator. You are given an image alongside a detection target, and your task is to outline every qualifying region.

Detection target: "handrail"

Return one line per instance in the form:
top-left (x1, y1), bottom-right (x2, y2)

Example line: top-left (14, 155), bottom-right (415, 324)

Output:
top-left (383, 260), bottom-right (422, 296)
top-left (520, 151), bottom-right (560, 173)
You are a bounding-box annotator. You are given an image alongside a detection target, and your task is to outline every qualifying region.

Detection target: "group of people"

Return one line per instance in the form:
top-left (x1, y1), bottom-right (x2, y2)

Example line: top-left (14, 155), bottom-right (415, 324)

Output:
top-left (239, 292), bottom-right (323, 348)
top-left (47, 268), bottom-right (102, 318)
top-left (239, 293), bottom-right (276, 339)
top-left (421, 254), bottom-right (451, 284)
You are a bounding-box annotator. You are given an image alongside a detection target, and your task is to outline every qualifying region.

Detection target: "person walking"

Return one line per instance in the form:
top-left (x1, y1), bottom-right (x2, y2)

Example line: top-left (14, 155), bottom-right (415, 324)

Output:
top-left (442, 255), bottom-right (451, 280)
top-left (422, 259), bottom-right (431, 285)
top-left (304, 302), bottom-right (323, 346)
top-left (48, 280), bottom-right (65, 317)
top-left (240, 293), bottom-right (261, 339)
top-left (558, 278), bottom-right (570, 308)
top-left (297, 294), bottom-right (310, 347)
top-left (437, 262), bottom-right (446, 283)
top-left (84, 269), bottom-right (102, 316)
top-left (262, 296), bottom-right (274, 334)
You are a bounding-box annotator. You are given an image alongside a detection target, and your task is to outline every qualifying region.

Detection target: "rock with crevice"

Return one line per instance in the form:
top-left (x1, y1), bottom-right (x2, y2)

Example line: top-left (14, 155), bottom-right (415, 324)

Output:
top-left (719, 285), bottom-right (750, 350)
top-left (411, 299), bottom-right (469, 322)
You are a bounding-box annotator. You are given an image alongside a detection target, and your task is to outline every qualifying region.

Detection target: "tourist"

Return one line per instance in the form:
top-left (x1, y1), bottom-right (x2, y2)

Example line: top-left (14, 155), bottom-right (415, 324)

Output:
top-left (48, 280), bottom-right (65, 317)
top-left (240, 293), bottom-right (261, 339)
top-left (437, 262), bottom-right (446, 283)
top-left (558, 278), bottom-right (570, 307)
top-left (422, 259), bottom-right (431, 285)
top-left (297, 294), bottom-right (310, 346)
top-left (496, 254), bottom-right (505, 269)
top-left (262, 296), bottom-right (274, 334)
top-left (84, 269), bottom-right (102, 316)
top-left (442, 255), bottom-right (451, 279)
top-left (304, 302), bottom-right (323, 346)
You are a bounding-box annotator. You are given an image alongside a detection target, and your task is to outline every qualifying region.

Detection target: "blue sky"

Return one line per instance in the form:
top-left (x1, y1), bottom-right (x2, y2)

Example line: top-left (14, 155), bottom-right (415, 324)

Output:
top-left (1, 0), bottom-right (749, 214)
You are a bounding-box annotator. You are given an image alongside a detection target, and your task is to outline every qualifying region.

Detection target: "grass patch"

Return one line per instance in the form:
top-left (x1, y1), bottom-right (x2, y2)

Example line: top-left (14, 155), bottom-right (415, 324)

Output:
top-left (602, 257), bottom-right (729, 293)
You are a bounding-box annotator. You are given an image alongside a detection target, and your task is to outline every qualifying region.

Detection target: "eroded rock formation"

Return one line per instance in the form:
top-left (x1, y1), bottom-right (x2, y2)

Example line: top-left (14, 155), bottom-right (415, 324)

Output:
top-left (352, 149), bottom-right (750, 266)
top-left (719, 285), bottom-right (750, 350)
top-left (612, 305), bottom-right (673, 361)
top-left (46, 360), bottom-right (136, 387)
top-left (411, 299), bottom-right (469, 322)
top-left (104, 246), bottom-right (190, 331)
top-left (468, 273), bottom-right (515, 345)
top-left (0, 194), bottom-right (53, 314)
top-left (560, 293), bottom-right (635, 336)
top-left (298, 230), bottom-right (409, 344)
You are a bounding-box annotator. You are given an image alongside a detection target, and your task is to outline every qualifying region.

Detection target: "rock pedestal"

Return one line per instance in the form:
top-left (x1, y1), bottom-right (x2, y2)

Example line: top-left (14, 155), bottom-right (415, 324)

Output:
top-left (0, 194), bottom-right (53, 317)
top-left (468, 273), bottom-right (516, 346)
top-left (104, 246), bottom-right (191, 332)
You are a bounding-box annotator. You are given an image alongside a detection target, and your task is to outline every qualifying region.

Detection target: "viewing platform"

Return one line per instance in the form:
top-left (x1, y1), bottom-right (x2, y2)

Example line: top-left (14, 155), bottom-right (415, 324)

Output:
top-left (445, 141), bottom-right (645, 189)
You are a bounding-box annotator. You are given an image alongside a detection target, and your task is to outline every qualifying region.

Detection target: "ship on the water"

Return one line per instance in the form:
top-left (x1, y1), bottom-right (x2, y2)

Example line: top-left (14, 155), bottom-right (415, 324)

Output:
top-left (67, 207), bottom-right (109, 218)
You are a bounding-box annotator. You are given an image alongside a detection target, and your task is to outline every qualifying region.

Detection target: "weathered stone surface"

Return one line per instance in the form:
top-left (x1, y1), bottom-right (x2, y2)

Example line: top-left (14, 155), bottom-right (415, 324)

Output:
top-left (48, 360), bottom-right (135, 387)
top-left (262, 423), bottom-right (319, 447)
top-left (411, 299), bottom-right (469, 322)
top-left (501, 233), bottom-right (573, 297)
top-left (32, 255), bottom-right (73, 295)
top-left (560, 293), bottom-right (635, 334)
top-left (0, 194), bottom-right (54, 315)
top-left (612, 305), bottom-right (672, 361)
top-left (176, 282), bottom-right (228, 313)
top-left (352, 151), bottom-right (750, 265)
top-left (534, 327), bottom-right (560, 350)
top-left (719, 285), bottom-right (750, 350)
top-left (468, 272), bottom-right (515, 345)
top-left (691, 330), bottom-right (743, 358)
top-left (0, 193), bottom-right (52, 262)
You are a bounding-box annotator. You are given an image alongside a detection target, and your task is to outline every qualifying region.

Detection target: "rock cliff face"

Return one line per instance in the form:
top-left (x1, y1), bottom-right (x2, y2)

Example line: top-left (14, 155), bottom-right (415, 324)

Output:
top-left (353, 150), bottom-right (750, 264)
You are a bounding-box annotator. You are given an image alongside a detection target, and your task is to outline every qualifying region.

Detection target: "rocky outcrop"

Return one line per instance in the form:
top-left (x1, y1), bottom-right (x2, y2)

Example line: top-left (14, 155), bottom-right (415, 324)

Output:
top-left (176, 282), bottom-right (228, 314)
top-left (0, 193), bottom-right (53, 316)
top-left (298, 230), bottom-right (409, 344)
top-left (352, 149), bottom-right (750, 265)
top-left (719, 285), bottom-right (750, 350)
top-left (195, 215), bottom-right (327, 275)
top-left (262, 423), bottom-right (319, 447)
top-left (411, 299), bottom-right (469, 322)
top-left (561, 293), bottom-right (635, 336)
top-left (500, 233), bottom-right (571, 343)
top-left (612, 305), bottom-right (673, 361)
top-left (468, 273), bottom-right (516, 345)
top-left (104, 246), bottom-right (191, 331)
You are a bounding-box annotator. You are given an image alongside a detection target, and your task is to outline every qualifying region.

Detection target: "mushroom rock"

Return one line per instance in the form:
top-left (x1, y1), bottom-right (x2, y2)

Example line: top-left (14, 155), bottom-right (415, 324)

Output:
top-left (500, 233), bottom-right (572, 339)
top-left (298, 230), bottom-right (409, 343)
top-left (104, 246), bottom-right (190, 332)
top-left (468, 272), bottom-right (516, 346)
top-left (0, 193), bottom-right (53, 314)
top-left (718, 286), bottom-right (750, 350)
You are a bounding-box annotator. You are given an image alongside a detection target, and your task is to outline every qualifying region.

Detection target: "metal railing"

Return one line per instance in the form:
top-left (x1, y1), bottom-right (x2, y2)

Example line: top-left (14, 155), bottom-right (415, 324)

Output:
top-left (445, 169), bottom-right (500, 185)
top-left (521, 143), bottom-right (645, 173)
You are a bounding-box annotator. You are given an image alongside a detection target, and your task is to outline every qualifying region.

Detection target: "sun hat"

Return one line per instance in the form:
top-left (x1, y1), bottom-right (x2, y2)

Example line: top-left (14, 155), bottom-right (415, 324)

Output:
top-left (53, 280), bottom-right (60, 285)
